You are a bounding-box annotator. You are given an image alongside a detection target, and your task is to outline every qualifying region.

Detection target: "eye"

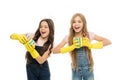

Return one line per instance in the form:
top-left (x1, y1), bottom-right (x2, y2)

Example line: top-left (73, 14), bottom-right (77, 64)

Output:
top-left (73, 21), bottom-right (76, 23)
top-left (78, 20), bottom-right (82, 23)
top-left (40, 26), bottom-right (42, 28)
top-left (45, 26), bottom-right (48, 28)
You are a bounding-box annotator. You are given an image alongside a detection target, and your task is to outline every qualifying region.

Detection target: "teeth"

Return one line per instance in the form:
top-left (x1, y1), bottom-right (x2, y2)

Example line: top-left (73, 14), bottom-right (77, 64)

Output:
top-left (75, 27), bottom-right (79, 29)
top-left (42, 32), bottom-right (46, 34)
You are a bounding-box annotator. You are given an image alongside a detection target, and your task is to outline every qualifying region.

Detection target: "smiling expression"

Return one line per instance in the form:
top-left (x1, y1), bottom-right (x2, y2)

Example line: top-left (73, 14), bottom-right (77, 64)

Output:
top-left (39, 21), bottom-right (50, 39)
top-left (72, 16), bottom-right (83, 33)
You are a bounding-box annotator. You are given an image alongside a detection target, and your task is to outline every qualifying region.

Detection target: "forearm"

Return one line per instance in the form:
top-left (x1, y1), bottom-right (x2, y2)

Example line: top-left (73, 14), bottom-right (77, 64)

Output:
top-left (60, 45), bottom-right (76, 53)
top-left (90, 42), bottom-right (103, 49)
top-left (102, 39), bottom-right (112, 46)
top-left (36, 52), bottom-right (49, 64)
top-left (94, 34), bottom-right (112, 47)
top-left (53, 47), bottom-right (61, 53)
top-left (53, 41), bottom-right (67, 54)
top-left (53, 45), bottom-right (75, 54)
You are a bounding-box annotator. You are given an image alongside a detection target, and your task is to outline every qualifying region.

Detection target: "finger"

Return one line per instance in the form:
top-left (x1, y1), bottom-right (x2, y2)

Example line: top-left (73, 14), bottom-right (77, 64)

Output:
top-left (26, 42), bottom-right (33, 51)
top-left (73, 39), bottom-right (79, 44)
top-left (73, 39), bottom-right (78, 43)
top-left (16, 34), bottom-right (26, 43)
top-left (10, 33), bottom-right (17, 39)
top-left (10, 34), bottom-right (14, 39)
top-left (23, 35), bottom-right (28, 42)
top-left (21, 35), bottom-right (28, 43)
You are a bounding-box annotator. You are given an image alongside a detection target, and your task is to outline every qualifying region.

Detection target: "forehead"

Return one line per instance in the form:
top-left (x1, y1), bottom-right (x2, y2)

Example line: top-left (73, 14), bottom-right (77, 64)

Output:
top-left (41, 21), bottom-right (48, 25)
top-left (74, 16), bottom-right (82, 21)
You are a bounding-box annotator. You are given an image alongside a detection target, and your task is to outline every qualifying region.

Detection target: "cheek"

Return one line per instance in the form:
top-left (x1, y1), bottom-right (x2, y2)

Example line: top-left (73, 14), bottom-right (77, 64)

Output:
top-left (39, 29), bottom-right (41, 32)
top-left (47, 29), bottom-right (50, 34)
top-left (72, 26), bottom-right (75, 29)
top-left (80, 23), bottom-right (84, 28)
top-left (72, 26), bottom-right (77, 31)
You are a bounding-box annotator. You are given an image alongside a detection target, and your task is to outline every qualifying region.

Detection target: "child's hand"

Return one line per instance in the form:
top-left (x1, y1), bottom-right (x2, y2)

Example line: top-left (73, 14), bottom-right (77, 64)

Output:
top-left (73, 38), bottom-right (81, 48)
top-left (82, 37), bottom-right (103, 49)
top-left (24, 39), bottom-right (39, 58)
top-left (82, 37), bottom-right (91, 49)
top-left (24, 39), bottom-right (35, 52)
top-left (10, 33), bottom-right (29, 44)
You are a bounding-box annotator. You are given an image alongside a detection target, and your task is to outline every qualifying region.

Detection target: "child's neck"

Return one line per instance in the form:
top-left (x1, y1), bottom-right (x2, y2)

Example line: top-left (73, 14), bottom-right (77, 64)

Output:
top-left (36, 36), bottom-right (48, 46)
top-left (39, 36), bottom-right (48, 42)
top-left (75, 32), bottom-right (82, 38)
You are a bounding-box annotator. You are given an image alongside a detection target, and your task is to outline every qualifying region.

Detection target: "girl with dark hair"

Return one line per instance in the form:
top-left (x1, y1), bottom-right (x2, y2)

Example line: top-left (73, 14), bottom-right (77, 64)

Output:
top-left (10, 18), bottom-right (54, 80)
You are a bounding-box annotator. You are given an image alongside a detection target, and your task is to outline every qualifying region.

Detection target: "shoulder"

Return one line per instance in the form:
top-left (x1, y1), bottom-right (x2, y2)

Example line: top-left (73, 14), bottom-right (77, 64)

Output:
top-left (26, 33), bottom-right (35, 39)
top-left (63, 35), bottom-right (69, 43)
top-left (88, 31), bottom-right (95, 41)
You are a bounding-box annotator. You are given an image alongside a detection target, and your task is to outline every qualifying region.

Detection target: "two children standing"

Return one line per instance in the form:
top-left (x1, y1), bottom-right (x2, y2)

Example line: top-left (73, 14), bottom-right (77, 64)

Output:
top-left (10, 13), bottom-right (111, 80)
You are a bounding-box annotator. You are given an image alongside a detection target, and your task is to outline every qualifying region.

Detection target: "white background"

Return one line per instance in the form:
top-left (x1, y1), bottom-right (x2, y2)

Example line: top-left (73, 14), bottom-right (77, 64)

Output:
top-left (0, 0), bottom-right (119, 80)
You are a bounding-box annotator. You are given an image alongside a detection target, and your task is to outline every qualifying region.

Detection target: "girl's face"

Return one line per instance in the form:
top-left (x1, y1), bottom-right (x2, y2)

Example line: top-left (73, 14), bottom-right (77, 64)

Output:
top-left (39, 21), bottom-right (50, 38)
top-left (72, 16), bottom-right (83, 33)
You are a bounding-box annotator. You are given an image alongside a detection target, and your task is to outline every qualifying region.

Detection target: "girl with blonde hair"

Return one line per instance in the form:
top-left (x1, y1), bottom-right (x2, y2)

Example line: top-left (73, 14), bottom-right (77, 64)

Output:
top-left (53, 13), bottom-right (111, 80)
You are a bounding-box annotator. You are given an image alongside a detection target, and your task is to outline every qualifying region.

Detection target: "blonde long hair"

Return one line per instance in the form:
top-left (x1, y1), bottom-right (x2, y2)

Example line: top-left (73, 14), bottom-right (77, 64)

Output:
top-left (68, 13), bottom-right (94, 69)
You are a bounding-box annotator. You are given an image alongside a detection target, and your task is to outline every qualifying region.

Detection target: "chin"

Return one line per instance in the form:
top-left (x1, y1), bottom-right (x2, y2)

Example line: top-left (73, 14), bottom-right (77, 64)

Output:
top-left (42, 35), bottom-right (48, 38)
top-left (75, 30), bottom-right (80, 33)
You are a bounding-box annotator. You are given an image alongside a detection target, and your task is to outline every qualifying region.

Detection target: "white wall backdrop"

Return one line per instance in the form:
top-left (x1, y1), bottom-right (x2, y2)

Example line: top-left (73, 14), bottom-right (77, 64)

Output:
top-left (0, 0), bottom-right (119, 80)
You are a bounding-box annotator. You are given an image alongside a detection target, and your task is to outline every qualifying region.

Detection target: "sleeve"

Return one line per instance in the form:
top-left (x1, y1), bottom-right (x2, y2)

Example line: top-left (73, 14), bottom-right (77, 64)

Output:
top-left (26, 33), bottom-right (34, 39)
top-left (88, 32), bottom-right (95, 41)
top-left (63, 35), bottom-right (69, 43)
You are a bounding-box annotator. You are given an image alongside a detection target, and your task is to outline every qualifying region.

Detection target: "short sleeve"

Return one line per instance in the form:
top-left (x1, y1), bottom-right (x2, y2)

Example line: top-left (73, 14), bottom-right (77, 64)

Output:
top-left (89, 32), bottom-right (95, 41)
top-left (26, 33), bottom-right (34, 39)
top-left (63, 35), bottom-right (69, 43)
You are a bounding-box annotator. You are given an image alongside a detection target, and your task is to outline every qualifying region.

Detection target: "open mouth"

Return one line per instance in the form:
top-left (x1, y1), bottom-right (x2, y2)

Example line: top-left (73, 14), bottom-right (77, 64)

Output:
top-left (41, 31), bottom-right (46, 34)
top-left (75, 26), bottom-right (80, 29)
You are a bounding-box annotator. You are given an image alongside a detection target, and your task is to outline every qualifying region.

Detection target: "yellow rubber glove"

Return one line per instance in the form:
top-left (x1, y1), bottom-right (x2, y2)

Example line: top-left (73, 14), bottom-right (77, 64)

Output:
top-left (10, 33), bottom-right (28, 44)
top-left (90, 42), bottom-right (103, 49)
top-left (82, 37), bottom-right (103, 49)
top-left (24, 39), bottom-right (39, 58)
top-left (60, 45), bottom-right (76, 53)
top-left (73, 38), bottom-right (82, 48)
top-left (82, 37), bottom-right (91, 48)
top-left (60, 38), bottom-right (81, 53)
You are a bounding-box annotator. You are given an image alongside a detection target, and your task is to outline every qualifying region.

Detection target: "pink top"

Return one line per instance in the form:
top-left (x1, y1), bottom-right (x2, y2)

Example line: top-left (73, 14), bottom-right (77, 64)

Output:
top-left (63, 32), bottom-right (95, 43)
top-left (89, 32), bottom-right (95, 41)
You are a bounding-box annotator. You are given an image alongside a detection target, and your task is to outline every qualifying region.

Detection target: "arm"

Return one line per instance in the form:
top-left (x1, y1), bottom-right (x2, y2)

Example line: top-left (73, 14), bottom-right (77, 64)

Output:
top-left (53, 36), bottom-right (79, 54)
top-left (81, 34), bottom-right (111, 49)
top-left (36, 48), bottom-right (50, 64)
top-left (94, 34), bottom-right (112, 46)
top-left (81, 37), bottom-right (103, 49)
top-left (53, 38), bottom-right (67, 53)
top-left (24, 40), bottom-right (51, 64)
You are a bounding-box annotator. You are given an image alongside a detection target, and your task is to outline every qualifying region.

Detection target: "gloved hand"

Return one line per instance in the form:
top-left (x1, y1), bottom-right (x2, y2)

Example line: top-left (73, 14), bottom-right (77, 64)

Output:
top-left (81, 37), bottom-right (91, 48)
top-left (60, 38), bottom-right (81, 53)
top-left (10, 33), bottom-right (28, 44)
top-left (82, 37), bottom-right (103, 49)
top-left (73, 38), bottom-right (82, 48)
top-left (24, 39), bottom-right (39, 58)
